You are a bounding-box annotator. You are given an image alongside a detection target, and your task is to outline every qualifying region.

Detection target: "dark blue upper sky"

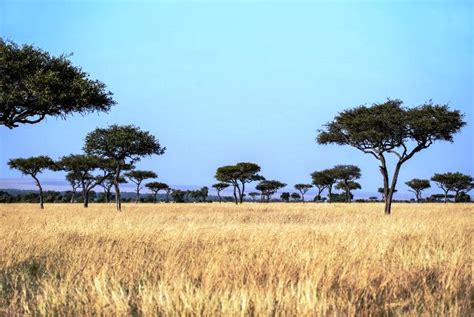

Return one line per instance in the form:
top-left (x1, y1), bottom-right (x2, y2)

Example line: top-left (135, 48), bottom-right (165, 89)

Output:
top-left (0, 0), bottom-right (472, 197)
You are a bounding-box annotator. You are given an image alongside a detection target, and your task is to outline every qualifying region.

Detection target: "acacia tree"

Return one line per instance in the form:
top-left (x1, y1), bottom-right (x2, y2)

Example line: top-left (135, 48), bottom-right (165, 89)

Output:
top-left (145, 182), bottom-right (169, 203)
top-left (65, 171), bottom-right (81, 203)
top-left (310, 170), bottom-right (330, 201)
top-left (280, 192), bottom-right (290, 202)
top-left (335, 180), bottom-right (361, 202)
top-left (84, 125), bottom-right (166, 211)
top-left (256, 180), bottom-right (286, 202)
top-left (431, 172), bottom-right (472, 203)
top-left (215, 162), bottom-right (264, 204)
top-left (212, 182), bottom-right (229, 203)
top-left (98, 175), bottom-right (127, 203)
top-left (125, 170), bottom-right (157, 203)
top-left (0, 39), bottom-right (115, 129)
top-left (317, 99), bottom-right (465, 214)
top-left (333, 165), bottom-right (361, 203)
top-left (405, 179), bottom-right (431, 202)
top-left (290, 192), bottom-right (301, 201)
top-left (8, 156), bottom-right (55, 209)
top-left (56, 154), bottom-right (113, 207)
top-left (248, 192), bottom-right (260, 202)
top-left (294, 184), bottom-right (312, 203)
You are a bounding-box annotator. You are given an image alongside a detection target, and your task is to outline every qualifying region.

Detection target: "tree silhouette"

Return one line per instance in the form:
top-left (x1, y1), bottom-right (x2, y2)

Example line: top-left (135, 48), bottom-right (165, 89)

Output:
top-left (212, 183), bottom-right (229, 203)
top-left (145, 182), bottom-right (169, 203)
top-left (125, 170), bottom-right (158, 203)
top-left (405, 179), bottom-right (431, 202)
top-left (0, 39), bottom-right (115, 129)
top-left (294, 184), bottom-right (312, 203)
top-left (84, 125), bottom-right (165, 211)
top-left (8, 156), bottom-right (55, 209)
top-left (318, 99), bottom-right (465, 214)
top-left (256, 180), bottom-right (286, 202)
top-left (215, 162), bottom-right (264, 204)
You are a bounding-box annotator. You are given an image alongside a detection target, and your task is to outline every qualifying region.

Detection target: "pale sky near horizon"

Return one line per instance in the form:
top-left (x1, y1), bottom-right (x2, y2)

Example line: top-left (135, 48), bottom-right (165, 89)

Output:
top-left (0, 0), bottom-right (473, 198)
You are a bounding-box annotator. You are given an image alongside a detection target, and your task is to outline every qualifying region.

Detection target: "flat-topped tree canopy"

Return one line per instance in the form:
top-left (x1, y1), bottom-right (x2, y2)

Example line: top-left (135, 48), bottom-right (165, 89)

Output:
top-left (0, 39), bottom-right (115, 129)
top-left (317, 99), bottom-right (465, 214)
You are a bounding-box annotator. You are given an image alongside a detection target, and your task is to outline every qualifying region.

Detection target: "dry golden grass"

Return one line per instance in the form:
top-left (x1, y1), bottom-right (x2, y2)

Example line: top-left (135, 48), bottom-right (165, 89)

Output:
top-left (0, 203), bottom-right (472, 315)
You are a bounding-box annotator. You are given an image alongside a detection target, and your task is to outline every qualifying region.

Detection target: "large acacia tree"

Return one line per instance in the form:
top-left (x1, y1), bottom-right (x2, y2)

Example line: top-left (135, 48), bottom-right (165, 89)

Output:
top-left (431, 172), bottom-right (473, 203)
top-left (7, 156), bottom-right (55, 209)
top-left (84, 125), bottom-right (166, 211)
top-left (317, 99), bottom-right (465, 214)
top-left (125, 170), bottom-right (158, 203)
top-left (0, 39), bottom-right (115, 129)
top-left (311, 168), bottom-right (339, 203)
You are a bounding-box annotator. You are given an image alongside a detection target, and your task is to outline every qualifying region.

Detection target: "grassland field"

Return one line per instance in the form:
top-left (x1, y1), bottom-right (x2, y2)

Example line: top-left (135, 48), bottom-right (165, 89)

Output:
top-left (0, 203), bottom-right (472, 316)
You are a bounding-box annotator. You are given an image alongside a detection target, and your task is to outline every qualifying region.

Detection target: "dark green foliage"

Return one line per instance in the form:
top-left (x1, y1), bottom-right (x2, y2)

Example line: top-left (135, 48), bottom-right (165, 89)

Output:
top-left (335, 180), bottom-right (361, 203)
top-left (256, 180), bottom-right (286, 202)
top-left (0, 39), bottom-right (115, 129)
top-left (170, 189), bottom-right (186, 203)
top-left (332, 165), bottom-right (361, 203)
top-left (317, 99), bottom-right (465, 214)
top-left (310, 168), bottom-right (340, 203)
top-left (84, 125), bottom-right (165, 210)
top-left (125, 170), bottom-right (158, 203)
top-left (280, 192), bottom-right (290, 202)
top-left (431, 172), bottom-right (473, 203)
top-left (294, 184), bottom-right (312, 203)
top-left (212, 182), bottom-right (229, 203)
top-left (290, 192), bottom-right (301, 201)
top-left (7, 156), bottom-right (55, 209)
top-left (405, 179), bottom-right (431, 202)
top-left (145, 182), bottom-right (169, 203)
top-left (215, 162), bottom-right (264, 204)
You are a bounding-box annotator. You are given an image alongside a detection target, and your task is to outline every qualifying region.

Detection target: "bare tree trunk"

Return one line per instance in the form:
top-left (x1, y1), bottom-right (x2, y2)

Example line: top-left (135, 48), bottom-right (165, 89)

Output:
top-left (443, 189), bottom-right (449, 203)
top-left (233, 185), bottom-right (238, 205)
top-left (166, 189), bottom-right (170, 203)
top-left (217, 191), bottom-right (222, 203)
top-left (33, 176), bottom-right (44, 209)
top-left (135, 183), bottom-right (140, 204)
top-left (328, 184), bottom-right (333, 203)
top-left (385, 161), bottom-right (403, 215)
top-left (240, 182), bottom-right (245, 203)
top-left (83, 190), bottom-right (89, 208)
top-left (114, 166), bottom-right (122, 211)
top-left (153, 192), bottom-right (157, 203)
top-left (70, 188), bottom-right (76, 203)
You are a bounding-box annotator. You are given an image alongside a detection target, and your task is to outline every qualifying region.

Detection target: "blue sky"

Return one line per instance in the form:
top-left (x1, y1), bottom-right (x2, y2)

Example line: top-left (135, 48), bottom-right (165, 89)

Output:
top-left (0, 0), bottom-right (472, 198)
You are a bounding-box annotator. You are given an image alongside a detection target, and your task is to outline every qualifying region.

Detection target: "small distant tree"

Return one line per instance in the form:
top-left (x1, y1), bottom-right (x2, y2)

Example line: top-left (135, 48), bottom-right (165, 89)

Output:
top-left (145, 182), bottom-right (169, 203)
top-left (7, 156), bottom-right (55, 209)
top-left (170, 189), bottom-right (186, 203)
top-left (215, 162), bottom-right (264, 204)
top-left (212, 183), bottom-right (229, 203)
top-left (280, 192), bottom-right (290, 202)
top-left (294, 184), bottom-right (312, 203)
top-left (431, 172), bottom-right (473, 203)
top-left (84, 125), bottom-right (166, 211)
top-left (378, 187), bottom-right (397, 200)
top-left (335, 180), bottom-right (361, 203)
top-left (332, 165), bottom-right (361, 203)
top-left (317, 99), bottom-right (465, 214)
top-left (0, 39), bottom-right (115, 129)
top-left (290, 192), bottom-right (301, 201)
top-left (65, 171), bottom-right (81, 203)
top-left (248, 192), bottom-right (260, 202)
top-left (256, 180), bottom-right (286, 202)
top-left (56, 154), bottom-right (113, 207)
top-left (405, 179), bottom-right (431, 202)
top-left (311, 170), bottom-right (330, 201)
top-left (125, 170), bottom-right (158, 203)
top-left (99, 175), bottom-right (127, 203)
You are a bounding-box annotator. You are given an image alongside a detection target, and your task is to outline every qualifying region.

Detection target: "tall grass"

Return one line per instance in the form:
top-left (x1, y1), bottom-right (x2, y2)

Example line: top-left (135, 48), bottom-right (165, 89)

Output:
top-left (0, 203), bottom-right (472, 315)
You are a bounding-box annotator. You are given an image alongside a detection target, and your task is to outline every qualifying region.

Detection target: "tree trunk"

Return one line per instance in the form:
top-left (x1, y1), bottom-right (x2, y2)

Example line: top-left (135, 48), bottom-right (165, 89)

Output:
top-left (384, 161), bottom-right (403, 215)
top-left (166, 190), bottom-right (170, 203)
top-left (443, 189), bottom-right (449, 203)
top-left (32, 175), bottom-right (44, 209)
top-left (83, 190), bottom-right (89, 208)
top-left (240, 182), bottom-right (245, 203)
top-left (233, 185), bottom-right (238, 205)
top-left (217, 191), bottom-right (222, 203)
top-left (301, 191), bottom-right (305, 203)
top-left (328, 185), bottom-right (333, 203)
top-left (135, 184), bottom-right (140, 204)
top-left (235, 183), bottom-right (242, 204)
top-left (114, 166), bottom-right (122, 211)
top-left (153, 192), bottom-right (157, 204)
top-left (70, 188), bottom-right (76, 203)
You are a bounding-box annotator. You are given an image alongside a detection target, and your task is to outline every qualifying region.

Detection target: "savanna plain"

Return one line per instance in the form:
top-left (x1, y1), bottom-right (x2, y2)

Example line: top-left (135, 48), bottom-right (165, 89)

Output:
top-left (0, 203), bottom-right (472, 316)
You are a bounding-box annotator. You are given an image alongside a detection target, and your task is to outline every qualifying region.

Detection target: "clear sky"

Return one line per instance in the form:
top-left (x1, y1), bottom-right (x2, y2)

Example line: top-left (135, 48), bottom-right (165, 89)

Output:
top-left (0, 0), bottom-right (473, 198)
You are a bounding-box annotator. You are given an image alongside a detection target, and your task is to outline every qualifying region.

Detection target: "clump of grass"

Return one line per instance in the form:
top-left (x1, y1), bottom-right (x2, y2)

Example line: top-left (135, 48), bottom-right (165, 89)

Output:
top-left (0, 203), bottom-right (472, 315)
